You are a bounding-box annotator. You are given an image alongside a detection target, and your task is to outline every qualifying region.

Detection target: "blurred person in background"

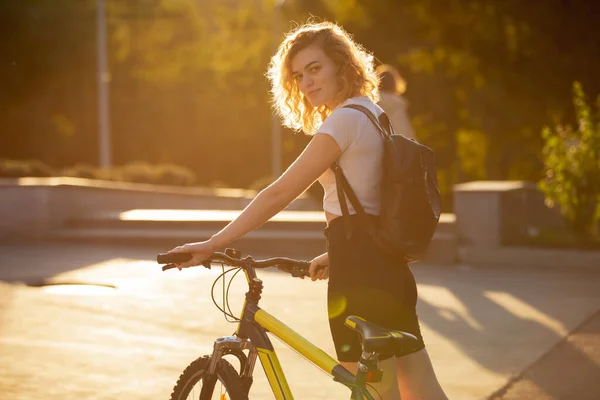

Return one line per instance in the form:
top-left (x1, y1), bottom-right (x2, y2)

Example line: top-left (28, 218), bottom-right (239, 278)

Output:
top-left (376, 64), bottom-right (417, 141)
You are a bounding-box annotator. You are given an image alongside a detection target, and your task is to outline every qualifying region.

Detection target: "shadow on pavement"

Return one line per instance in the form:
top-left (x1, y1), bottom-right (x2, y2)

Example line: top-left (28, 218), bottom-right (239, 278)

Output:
top-left (491, 309), bottom-right (600, 400)
top-left (2, 242), bottom-right (600, 399)
top-left (0, 241), bottom-right (162, 285)
top-left (413, 264), bottom-right (600, 399)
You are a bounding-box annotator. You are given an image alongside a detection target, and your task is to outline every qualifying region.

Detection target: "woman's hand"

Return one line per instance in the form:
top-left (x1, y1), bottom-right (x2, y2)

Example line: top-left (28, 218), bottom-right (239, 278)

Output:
top-left (307, 252), bottom-right (329, 281)
top-left (167, 240), bottom-right (215, 270)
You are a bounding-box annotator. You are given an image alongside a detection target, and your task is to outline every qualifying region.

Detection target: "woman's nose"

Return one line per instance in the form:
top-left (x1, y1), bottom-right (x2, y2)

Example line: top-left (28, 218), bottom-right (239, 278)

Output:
top-left (302, 74), bottom-right (314, 89)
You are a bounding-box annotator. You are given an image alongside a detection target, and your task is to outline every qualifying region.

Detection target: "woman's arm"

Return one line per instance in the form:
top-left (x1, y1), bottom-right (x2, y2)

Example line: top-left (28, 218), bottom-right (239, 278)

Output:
top-left (210, 133), bottom-right (341, 249)
top-left (167, 133), bottom-right (342, 269)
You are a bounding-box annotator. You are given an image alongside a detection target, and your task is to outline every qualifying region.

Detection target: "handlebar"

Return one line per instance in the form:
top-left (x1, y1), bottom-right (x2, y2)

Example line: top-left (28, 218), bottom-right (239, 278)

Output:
top-left (157, 249), bottom-right (314, 278)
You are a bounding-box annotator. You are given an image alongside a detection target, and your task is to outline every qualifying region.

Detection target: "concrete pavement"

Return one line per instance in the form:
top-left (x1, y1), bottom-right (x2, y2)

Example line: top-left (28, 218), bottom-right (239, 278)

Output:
top-left (489, 309), bottom-right (600, 400)
top-left (1, 242), bottom-right (600, 399)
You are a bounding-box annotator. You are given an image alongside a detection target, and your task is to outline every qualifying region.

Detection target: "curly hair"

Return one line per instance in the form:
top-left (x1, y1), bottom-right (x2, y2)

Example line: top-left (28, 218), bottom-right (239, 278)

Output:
top-left (266, 21), bottom-right (379, 134)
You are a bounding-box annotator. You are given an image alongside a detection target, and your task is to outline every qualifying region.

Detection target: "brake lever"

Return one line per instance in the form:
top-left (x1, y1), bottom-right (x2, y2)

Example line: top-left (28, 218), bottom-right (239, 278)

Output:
top-left (161, 260), bottom-right (212, 272)
top-left (162, 263), bottom-right (177, 271)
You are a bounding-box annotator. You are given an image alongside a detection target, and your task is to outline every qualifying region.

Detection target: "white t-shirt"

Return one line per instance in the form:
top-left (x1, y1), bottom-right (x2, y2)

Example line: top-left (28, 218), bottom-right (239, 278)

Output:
top-left (316, 96), bottom-right (384, 216)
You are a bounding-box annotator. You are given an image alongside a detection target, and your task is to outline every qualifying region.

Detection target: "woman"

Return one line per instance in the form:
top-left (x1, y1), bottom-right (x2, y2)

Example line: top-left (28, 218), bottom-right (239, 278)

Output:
top-left (376, 64), bottom-right (417, 140)
top-left (168, 21), bottom-right (448, 400)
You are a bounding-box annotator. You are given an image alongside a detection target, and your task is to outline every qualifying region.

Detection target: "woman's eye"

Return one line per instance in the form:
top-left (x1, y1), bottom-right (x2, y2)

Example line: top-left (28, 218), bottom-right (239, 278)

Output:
top-left (294, 74), bottom-right (302, 81)
top-left (310, 66), bottom-right (320, 73)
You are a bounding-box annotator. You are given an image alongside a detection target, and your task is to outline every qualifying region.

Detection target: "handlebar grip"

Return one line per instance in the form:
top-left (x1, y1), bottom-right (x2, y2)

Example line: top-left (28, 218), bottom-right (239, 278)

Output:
top-left (291, 269), bottom-right (308, 278)
top-left (300, 264), bottom-right (327, 278)
top-left (157, 253), bottom-right (192, 264)
top-left (285, 261), bottom-right (321, 278)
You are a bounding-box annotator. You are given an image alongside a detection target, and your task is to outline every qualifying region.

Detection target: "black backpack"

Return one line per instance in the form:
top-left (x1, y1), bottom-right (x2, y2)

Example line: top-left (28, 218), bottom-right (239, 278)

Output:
top-left (331, 104), bottom-right (442, 263)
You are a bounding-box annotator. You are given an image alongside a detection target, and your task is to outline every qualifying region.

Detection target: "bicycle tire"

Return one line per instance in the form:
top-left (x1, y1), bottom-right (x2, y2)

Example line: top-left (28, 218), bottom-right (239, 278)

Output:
top-left (169, 355), bottom-right (247, 400)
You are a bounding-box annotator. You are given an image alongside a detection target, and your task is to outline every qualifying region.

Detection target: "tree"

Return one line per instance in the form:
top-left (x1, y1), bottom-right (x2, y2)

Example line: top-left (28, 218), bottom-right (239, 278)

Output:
top-left (0, 1), bottom-right (98, 166)
top-left (284, 0), bottom-right (600, 207)
top-left (539, 82), bottom-right (600, 243)
top-left (2, 0), bottom-right (600, 196)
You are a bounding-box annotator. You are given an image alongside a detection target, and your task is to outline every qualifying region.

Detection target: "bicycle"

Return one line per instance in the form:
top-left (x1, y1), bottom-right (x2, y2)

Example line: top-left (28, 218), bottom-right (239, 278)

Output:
top-left (157, 248), bottom-right (420, 400)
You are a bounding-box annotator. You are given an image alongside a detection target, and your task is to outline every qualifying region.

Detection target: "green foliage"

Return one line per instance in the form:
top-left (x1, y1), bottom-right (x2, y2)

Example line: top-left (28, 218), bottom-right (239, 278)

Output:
top-left (1, 159), bottom-right (197, 187)
top-left (62, 163), bottom-right (107, 180)
top-left (110, 0), bottom-right (276, 86)
top-left (115, 161), bottom-right (196, 186)
top-left (2, 0), bottom-right (600, 202)
top-left (0, 159), bottom-right (56, 177)
top-left (539, 82), bottom-right (600, 241)
top-left (456, 129), bottom-right (488, 180)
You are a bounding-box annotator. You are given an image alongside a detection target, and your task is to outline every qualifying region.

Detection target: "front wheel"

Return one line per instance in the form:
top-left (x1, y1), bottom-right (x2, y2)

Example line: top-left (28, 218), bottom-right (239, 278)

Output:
top-left (170, 355), bottom-right (247, 400)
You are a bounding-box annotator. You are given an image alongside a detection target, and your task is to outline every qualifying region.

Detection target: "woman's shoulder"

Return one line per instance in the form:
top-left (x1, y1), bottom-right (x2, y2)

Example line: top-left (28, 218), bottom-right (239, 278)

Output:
top-left (318, 97), bottom-right (372, 138)
top-left (321, 104), bottom-right (367, 131)
top-left (334, 96), bottom-right (383, 118)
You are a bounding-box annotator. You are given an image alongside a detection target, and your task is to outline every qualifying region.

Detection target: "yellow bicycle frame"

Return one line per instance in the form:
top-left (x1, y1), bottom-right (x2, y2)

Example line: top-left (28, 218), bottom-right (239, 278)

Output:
top-left (228, 269), bottom-right (373, 400)
top-left (254, 308), bottom-right (339, 398)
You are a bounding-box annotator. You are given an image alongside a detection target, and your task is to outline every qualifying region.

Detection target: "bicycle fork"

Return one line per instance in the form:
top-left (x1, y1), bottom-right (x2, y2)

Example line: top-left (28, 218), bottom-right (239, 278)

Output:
top-left (207, 335), bottom-right (258, 392)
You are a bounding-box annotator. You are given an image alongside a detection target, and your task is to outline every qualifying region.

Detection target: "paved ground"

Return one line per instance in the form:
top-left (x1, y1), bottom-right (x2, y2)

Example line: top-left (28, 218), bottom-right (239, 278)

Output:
top-left (490, 310), bottom-right (600, 400)
top-left (1, 242), bottom-right (599, 400)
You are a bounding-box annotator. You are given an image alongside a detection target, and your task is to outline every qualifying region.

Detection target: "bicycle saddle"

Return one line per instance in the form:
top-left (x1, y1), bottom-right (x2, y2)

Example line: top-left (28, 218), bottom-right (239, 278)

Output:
top-left (345, 315), bottom-right (420, 355)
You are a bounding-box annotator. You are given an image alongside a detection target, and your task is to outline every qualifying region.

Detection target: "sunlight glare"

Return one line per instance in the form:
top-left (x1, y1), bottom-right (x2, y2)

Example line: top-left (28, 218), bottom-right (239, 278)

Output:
top-left (41, 284), bottom-right (116, 295)
top-left (119, 209), bottom-right (326, 222)
top-left (484, 291), bottom-right (568, 336)
top-left (418, 284), bottom-right (484, 331)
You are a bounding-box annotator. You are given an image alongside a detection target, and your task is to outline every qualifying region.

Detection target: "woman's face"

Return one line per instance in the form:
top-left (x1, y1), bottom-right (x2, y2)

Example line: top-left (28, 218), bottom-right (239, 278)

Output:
top-left (290, 44), bottom-right (340, 109)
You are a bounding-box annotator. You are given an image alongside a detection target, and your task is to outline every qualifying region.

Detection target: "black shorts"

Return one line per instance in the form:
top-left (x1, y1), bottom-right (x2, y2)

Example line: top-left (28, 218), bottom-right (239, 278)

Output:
top-left (325, 214), bottom-right (425, 362)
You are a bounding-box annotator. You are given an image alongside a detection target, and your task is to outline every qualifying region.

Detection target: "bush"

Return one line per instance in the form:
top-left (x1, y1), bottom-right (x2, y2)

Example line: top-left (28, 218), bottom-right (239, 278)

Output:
top-left (152, 163), bottom-right (196, 186)
top-left (539, 82), bottom-right (600, 244)
top-left (61, 163), bottom-right (108, 180)
top-left (114, 161), bottom-right (160, 184)
top-left (0, 158), bottom-right (197, 187)
top-left (113, 161), bottom-right (196, 186)
top-left (0, 158), bottom-right (56, 177)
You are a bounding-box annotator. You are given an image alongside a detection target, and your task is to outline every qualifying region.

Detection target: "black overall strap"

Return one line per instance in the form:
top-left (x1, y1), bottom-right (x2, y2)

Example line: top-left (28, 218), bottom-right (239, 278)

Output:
top-left (331, 162), bottom-right (354, 238)
top-left (331, 162), bottom-right (379, 239)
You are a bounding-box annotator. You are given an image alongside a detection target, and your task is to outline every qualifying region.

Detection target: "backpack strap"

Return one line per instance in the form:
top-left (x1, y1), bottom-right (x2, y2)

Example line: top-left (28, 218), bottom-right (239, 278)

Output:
top-left (377, 111), bottom-right (394, 136)
top-left (343, 104), bottom-right (390, 138)
top-left (329, 104), bottom-right (387, 239)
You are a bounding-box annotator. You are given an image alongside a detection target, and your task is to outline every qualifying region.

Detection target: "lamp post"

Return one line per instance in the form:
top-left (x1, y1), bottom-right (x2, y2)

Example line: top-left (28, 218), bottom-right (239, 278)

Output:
top-left (96, 0), bottom-right (112, 168)
top-left (270, 100), bottom-right (282, 179)
top-left (270, 0), bottom-right (286, 179)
